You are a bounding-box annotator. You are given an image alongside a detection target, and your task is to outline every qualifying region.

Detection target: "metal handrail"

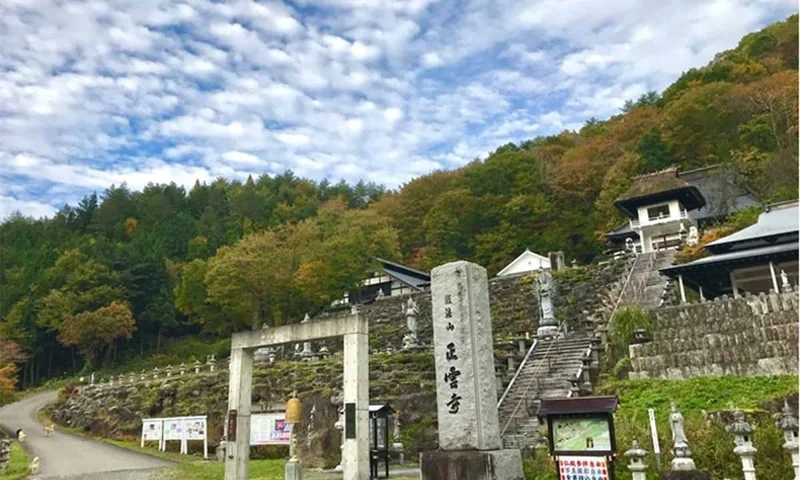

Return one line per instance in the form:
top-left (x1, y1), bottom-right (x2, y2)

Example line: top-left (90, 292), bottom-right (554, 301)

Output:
top-left (499, 321), bottom-right (569, 436)
top-left (499, 254), bottom-right (642, 438)
top-left (610, 253), bottom-right (643, 314)
top-left (497, 338), bottom-right (538, 407)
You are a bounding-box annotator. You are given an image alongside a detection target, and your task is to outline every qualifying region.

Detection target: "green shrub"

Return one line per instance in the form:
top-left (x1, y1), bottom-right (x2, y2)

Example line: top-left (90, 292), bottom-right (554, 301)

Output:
top-left (608, 306), bottom-right (653, 365)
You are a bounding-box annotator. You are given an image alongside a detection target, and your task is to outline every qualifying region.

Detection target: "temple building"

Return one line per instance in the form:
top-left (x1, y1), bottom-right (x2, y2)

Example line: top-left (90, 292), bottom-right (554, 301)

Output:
top-left (496, 249), bottom-right (551, 277)
top-left (661, 200), bottom-right (798, 300)
top-left (332, 258), bottom-right (430, 306)
top-left (607, 166), bottom-right (759, 253)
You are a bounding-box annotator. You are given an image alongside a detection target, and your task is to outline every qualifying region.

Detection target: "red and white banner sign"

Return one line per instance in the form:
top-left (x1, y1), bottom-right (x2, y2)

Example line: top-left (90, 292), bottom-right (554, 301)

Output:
top-left (558, 455), bottom-right (610, 480)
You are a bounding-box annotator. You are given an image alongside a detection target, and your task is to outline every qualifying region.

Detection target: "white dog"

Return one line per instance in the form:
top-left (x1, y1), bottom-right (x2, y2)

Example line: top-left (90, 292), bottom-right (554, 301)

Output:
top-left (44, 424), bottom-right (54, 437)
top-left (15, 429), bottom-right (25, 442)
top-left (29, 456), bottom-right (40, 475)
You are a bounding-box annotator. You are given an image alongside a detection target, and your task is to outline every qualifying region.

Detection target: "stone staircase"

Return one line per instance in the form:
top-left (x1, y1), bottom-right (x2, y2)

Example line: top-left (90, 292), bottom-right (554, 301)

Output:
top-left (619, 249), bottom-right (676, 310)
top-left (495, 251), bottom-right (678, 449)
top-left (497, 334), bottom-right (593, 449)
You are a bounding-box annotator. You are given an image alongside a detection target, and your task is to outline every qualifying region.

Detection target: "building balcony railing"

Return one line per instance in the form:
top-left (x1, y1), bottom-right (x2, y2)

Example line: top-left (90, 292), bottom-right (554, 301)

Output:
top-left (632, 210), bottom-right (689, 229)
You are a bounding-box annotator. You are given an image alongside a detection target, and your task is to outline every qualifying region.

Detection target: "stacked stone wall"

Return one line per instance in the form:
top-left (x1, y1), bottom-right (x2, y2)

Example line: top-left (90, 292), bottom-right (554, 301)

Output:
top-left (316, 258), bottom-right (629, 353)
top-left (630, 289), bottom-right (799, 380)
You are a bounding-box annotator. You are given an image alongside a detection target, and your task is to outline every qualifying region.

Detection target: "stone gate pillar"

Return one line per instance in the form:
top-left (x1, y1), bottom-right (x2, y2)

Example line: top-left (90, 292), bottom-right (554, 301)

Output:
top-left (342, 322), bottom-right (369, 480)
top-left (225, 347), bottom-right (254, 480)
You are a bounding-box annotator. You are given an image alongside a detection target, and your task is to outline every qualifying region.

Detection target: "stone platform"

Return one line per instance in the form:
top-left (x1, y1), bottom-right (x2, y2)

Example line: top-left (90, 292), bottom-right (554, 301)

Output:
top-left (420, 449), bottom-right (524, 480)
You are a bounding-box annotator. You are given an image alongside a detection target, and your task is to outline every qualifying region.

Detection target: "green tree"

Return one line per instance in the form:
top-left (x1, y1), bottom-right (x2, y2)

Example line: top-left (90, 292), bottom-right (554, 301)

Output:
top-left (636, 127), bottom-right (673, 172)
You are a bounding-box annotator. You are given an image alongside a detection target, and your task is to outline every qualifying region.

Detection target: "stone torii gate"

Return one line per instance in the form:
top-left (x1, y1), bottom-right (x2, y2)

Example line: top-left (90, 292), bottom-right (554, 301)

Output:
top-left (225, 312), bottom-right (369, 480)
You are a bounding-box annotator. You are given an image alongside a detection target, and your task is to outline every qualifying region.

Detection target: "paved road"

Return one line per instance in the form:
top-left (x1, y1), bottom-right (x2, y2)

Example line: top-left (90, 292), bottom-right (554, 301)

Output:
top-left (0, 391), bottom-right (172, 479)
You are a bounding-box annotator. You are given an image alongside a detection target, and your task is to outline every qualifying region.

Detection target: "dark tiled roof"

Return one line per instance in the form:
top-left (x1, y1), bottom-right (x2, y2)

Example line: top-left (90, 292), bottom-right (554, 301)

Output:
top-left (606, 221), bottom-right (635, 239)
top-left (376, 258), bottom-right (430, 289)
top-left (678, 166), bottom-right (760, 222)
top-left (707, 201), bottom-right (798, 250)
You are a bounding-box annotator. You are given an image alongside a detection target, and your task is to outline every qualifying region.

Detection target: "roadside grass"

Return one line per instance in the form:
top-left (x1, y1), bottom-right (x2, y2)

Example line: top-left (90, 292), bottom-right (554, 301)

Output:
top-left (0, 442), bottom-right (29, 480)
top-left (160, 461), bottom-right (418, 480)
top-left (39, 407), bottom-right (419, 480)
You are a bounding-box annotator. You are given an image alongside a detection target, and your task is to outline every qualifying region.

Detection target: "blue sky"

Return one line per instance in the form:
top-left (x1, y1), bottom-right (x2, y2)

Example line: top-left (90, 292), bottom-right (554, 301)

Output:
top-left (0, 0), bottom-right (795, 218)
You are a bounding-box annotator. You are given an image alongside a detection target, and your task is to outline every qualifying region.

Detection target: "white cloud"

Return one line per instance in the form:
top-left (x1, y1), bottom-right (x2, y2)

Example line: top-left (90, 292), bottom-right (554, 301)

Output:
top-left (0, 196), bottom-right (58, 219)
top-left (0, 0), bottom-right (794, 217)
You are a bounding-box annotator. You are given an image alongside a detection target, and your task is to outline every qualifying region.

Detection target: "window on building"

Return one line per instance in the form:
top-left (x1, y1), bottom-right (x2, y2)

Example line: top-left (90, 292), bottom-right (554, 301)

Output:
top-left (647, 204), bottom-right (671, 221)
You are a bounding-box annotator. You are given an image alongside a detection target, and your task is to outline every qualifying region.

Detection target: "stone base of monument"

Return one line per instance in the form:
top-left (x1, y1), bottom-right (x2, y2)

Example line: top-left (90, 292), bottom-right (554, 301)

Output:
top-left (659, 471), bottom-right (710, 480)
top-left (420, 449), bottom-right (524, 480)
top-left (285, 461), bottom-right (302, 480)
top-left (536, 325), bottom-right (561, 339)
top-left (400, 344), bottom-right (427, 352)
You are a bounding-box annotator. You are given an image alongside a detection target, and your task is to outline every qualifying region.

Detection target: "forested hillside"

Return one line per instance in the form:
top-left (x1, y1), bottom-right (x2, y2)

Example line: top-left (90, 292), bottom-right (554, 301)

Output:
top-left (1, 16), bottom-right (797, 390)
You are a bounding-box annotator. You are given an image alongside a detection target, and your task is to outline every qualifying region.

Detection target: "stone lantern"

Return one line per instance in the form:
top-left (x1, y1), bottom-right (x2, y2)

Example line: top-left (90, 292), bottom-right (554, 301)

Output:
top-left (193, 359), bottom-right (202, 374)
top-left (129, 373), bottom-right (135, 384)
top-left (726, 410), bottom-right (757, 480)
top-left (152, 367), bottom-right (159, 379)
top-left (207, 354), bottom-right (217, 372)
top-left (179, 362), bottom-right (186, 375)
top-left (118, 373), bottom-right (124, 384)
top-left (165, 365), bottom-right (173, 378)
top-left (624, 439), bottom-right (648, 480)
top-left (777, 401), bottom-right (799, 479)
top-left (140, 369), bottom-right (146, 381)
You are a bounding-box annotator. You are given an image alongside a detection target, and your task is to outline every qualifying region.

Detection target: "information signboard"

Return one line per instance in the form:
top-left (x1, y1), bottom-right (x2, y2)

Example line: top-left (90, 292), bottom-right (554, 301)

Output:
top-left (141, 416), bottom-right (207, 458)
top-left (181, 416), bottom-right (208, 458)
top-left (552, 417), bottom-right (612, 452)
top-left (163, 418), bottom-right (183, 441)
top-left (250, 413), bottom-right (292, 445)
top-left (141, 419), bottom-right (163, 449)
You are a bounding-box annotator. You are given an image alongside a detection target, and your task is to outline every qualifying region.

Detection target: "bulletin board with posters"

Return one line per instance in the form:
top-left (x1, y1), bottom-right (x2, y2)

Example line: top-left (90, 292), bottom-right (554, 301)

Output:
top-left (181, 416), bottom-right (208, 458)
top-left (250, 413), bottom-right (292, 445)
top-left (141, 419), bottom-right (163, 449)
top-left (162, 418), bottom-right (184, 445)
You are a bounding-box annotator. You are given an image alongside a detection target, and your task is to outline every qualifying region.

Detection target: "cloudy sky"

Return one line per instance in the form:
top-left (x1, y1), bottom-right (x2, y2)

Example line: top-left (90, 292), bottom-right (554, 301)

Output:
top-left (0, 0), bottom-right (795, 218)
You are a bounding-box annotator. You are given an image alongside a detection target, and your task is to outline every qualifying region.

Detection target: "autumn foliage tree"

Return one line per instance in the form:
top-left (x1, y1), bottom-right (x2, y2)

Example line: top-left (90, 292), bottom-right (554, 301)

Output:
top-left (57, 302), bottom-right (136, 367)
top-left (0, 340), bottom-right (27, 404)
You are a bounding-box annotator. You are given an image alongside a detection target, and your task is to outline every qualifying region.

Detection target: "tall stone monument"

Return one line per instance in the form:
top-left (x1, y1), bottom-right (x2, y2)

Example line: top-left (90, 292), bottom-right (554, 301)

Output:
top-left (420, 261), bottom-right (523, 480)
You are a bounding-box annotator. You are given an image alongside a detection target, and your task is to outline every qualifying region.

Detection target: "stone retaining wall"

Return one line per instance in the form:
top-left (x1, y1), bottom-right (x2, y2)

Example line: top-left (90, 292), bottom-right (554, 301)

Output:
top-left (629, 289), bottom-right (799, 380)
top-left (317, 258), bottom-right (629, 353)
